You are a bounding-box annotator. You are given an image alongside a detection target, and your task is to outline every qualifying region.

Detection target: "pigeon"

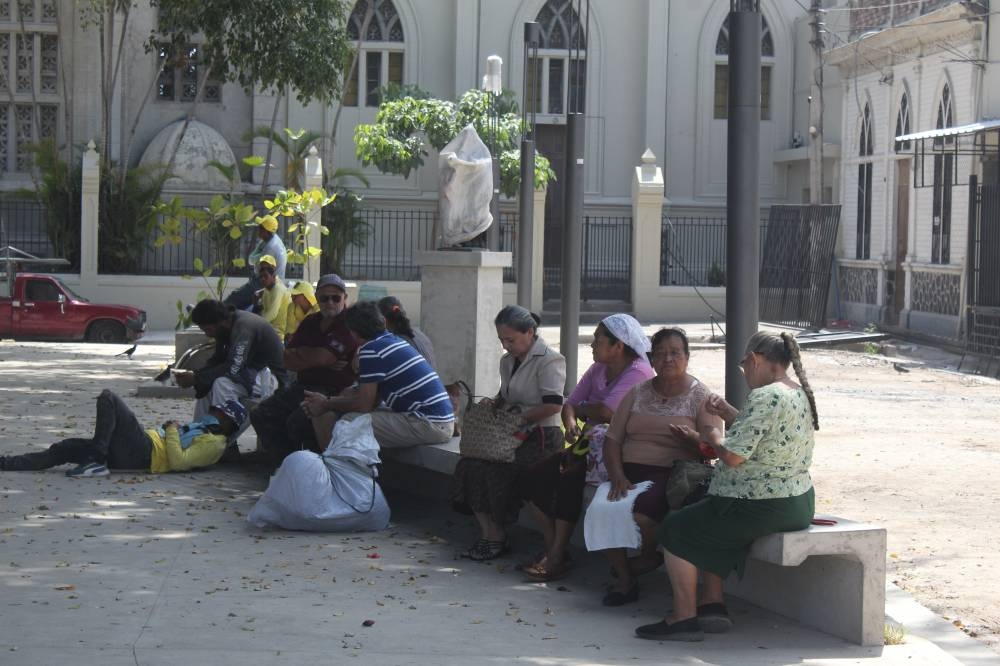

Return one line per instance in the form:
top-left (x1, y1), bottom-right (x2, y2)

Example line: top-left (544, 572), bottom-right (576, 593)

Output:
top-left (892, 362), bottom-right (910, 374)
top-left (152, 363), bottom-right (174, 383)
top-left (115, 344), bottom-right (137, 359)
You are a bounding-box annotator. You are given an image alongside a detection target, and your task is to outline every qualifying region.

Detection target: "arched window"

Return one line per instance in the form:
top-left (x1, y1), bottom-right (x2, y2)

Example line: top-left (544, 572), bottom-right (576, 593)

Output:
top-left (932, 84), bottom-right (954, 264)
top-left (525, 0), bottom-right (586, 116)
top-left (894, 90), bottom-right (910, 152)
top-left (856, 103), bottom-right (874, 259)
top-left (343, 0), bottom-right (405, 107)
top-left (714, 15), bottom-right (774, 120)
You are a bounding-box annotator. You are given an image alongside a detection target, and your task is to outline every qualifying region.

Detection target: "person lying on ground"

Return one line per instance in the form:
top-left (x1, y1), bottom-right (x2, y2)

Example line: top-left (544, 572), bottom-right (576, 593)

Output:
top-left (0, 390), bottom-right (245, 477)
top-left (301, 300), bottom-right (454, 450)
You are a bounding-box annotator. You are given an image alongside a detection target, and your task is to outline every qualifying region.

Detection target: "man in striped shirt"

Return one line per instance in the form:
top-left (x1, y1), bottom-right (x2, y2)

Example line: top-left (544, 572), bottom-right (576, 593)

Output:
top-left (302, 302), bottom-right (454, 448)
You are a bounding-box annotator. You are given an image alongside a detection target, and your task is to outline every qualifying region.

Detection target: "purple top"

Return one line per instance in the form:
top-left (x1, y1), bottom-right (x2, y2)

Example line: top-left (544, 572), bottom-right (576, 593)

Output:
top-left (567, 359), bottom-right (656, 421)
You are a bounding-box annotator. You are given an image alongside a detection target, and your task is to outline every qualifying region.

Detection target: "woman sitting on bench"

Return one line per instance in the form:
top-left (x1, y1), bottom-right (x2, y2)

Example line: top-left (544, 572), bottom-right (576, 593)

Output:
top-left (636, 330), bottom-right (819, 642)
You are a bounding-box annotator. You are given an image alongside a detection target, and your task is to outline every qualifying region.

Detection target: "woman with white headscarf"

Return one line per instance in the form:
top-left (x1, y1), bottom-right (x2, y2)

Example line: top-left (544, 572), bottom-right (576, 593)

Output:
top-left (519, 314), bottom-right (655, 582)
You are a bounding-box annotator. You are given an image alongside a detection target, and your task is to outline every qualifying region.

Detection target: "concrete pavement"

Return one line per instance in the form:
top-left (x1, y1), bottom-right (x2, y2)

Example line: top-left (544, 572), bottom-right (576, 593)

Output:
top-left (0, 332), bottom-right (995, 665)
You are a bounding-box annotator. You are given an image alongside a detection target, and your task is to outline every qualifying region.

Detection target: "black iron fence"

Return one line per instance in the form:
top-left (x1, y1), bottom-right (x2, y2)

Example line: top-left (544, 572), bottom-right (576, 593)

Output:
top-left (0, 197), bottom-right (76, 268)
top-left (660, 215), bottom-right (769, 287)
top-left (340, 208), bottom-right (437, 282)
top-left (543, 215), bottom-right (633, 302)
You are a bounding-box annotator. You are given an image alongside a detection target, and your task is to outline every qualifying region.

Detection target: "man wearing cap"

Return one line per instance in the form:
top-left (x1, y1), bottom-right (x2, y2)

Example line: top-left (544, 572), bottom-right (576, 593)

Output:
top-left (0, 390), bottom-right (244, 477)
top-left (175, 299), bottom-right (288, 427)
top-left (255, 255), bottom-right (290, 337)
top-left (249, 273), bottom-right (358, 464)
top-left (225, 215), bottom-right (287, 310)
top-left (284, 280), bottom-right (319, 342)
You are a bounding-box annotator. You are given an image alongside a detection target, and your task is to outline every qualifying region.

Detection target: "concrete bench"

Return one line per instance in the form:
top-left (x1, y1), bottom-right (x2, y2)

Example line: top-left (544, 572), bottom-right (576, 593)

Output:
top-left (377, 443), bottom-right (886, 647)
top-left (725, 514), bottom-right (887, 646)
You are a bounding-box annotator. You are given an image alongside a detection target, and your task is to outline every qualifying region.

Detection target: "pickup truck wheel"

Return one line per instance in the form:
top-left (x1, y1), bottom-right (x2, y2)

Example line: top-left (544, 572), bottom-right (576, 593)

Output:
top-left (87, 320), bottom-right (126, 343)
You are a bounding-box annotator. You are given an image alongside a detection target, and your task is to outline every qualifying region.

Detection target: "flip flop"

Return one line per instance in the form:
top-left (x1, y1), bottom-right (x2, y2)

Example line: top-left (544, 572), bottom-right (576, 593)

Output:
top-left (523, 560), bottom-right (571, 582)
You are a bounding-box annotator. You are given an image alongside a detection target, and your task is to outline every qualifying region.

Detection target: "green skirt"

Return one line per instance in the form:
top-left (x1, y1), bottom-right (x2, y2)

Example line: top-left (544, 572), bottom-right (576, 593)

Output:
top-left (657, 487), bottom-right (815, 579)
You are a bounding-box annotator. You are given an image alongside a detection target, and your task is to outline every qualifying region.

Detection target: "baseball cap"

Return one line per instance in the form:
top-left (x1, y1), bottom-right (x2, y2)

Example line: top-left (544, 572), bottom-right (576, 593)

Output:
top-left (257, 215), bottom-right (279, 233)
top-left (316, 274), bottom-right (347, 292)
top-left (290, 280), bottom-right (317, 306)
top-left (258, 255), bottom-right (277, 269)
top-left (217, 400), bottom-right (248, 429)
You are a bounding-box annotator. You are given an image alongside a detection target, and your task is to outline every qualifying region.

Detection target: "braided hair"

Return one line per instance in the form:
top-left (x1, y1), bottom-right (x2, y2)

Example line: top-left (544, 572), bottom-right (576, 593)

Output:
top-left (377, 296), bottom-right (416, 339)
top-left (745, 331), bottom-right (819, 430)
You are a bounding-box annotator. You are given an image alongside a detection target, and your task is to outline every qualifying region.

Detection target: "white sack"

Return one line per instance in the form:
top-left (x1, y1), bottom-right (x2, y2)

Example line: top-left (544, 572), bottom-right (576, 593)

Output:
top-left (583, 480), bottom-right (653, 551)
top-left (247, 414), bottom-right (390, 532)
top-left (438, 124), bottom-right (494, 246)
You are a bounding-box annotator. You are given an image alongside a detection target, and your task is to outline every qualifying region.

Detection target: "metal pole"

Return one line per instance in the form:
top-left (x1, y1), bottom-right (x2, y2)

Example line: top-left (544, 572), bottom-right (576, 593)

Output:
top-left (808, 0), bottom-right (824, 203)
top-left (487, 95), bottom-right (501, 251)
top-left (560, 113), bottom-right (584, 394)
top-left (726, 3), bottom-right (761, 409)
top-left (517, 139), bottom-right (535, 306)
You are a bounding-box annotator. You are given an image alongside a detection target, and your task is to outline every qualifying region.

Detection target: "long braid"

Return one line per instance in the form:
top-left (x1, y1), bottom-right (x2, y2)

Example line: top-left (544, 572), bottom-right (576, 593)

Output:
top-left (781, 332), bottom-right (819, 430)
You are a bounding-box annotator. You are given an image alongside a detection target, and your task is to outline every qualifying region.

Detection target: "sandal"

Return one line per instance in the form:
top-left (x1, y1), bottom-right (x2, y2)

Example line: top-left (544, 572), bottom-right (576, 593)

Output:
top-left (463, 538), bottom-right (509, 561)
top-left (523, 559), bottom-right (571, 582)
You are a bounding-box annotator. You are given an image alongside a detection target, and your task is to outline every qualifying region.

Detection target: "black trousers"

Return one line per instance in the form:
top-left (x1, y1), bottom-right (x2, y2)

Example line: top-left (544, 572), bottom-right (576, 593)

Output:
top-left (223, 274), bottom-right (261, 311)
top-left (1, 390), bottom-right (151, 471)
top-left (248, 384), bottom-right (323, 464)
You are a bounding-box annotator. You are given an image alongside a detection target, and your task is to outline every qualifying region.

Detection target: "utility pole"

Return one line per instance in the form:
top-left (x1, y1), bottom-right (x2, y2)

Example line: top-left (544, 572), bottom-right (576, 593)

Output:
top-left (808, 0), bottom-right (824, 203)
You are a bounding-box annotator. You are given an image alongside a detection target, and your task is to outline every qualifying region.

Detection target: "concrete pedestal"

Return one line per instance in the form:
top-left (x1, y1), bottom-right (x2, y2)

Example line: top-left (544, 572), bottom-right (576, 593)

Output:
top-left (415, 250), bottom-right (511, 398)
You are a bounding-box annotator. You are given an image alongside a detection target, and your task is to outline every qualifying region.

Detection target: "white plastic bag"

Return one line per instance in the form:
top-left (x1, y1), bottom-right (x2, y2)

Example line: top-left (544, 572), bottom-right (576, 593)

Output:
top-left (247, 414), bottom-right (390, 532)
top-left (437, 124), bottom-right (494, 246)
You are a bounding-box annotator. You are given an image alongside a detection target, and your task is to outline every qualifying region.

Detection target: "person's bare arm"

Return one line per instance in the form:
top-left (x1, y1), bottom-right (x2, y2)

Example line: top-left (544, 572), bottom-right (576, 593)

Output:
top-left (302, 383), bottom-right (379, 417)
top-left (283, 346), bottom-right (346, 372)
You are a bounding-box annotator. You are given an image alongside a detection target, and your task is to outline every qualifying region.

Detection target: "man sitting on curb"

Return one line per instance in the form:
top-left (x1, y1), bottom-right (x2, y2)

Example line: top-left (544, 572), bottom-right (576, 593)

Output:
top-left (302, 301), bottom-right (454, 449)
top-left (250, 274), bottom-right (358, 465)
top-left (255, 255), bottom-right (290, 338)
top-left (0, 390), bottom-right (245, 477)
top-left (174, 299), bottom-right (287, 424)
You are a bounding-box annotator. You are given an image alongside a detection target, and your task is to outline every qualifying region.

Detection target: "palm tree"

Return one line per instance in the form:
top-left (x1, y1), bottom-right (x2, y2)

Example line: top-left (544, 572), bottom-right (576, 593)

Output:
top-left (244, 127), bottom-right (324, 191)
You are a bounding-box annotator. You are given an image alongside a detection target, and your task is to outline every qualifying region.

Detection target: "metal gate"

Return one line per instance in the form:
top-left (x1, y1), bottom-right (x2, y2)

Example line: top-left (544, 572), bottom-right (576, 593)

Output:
top-left (759, 205), bottom-right (842, 329)
top-left (543, 215), bottom-right (633, 302)
top-left (960, 176), bottom-right (1000, 375)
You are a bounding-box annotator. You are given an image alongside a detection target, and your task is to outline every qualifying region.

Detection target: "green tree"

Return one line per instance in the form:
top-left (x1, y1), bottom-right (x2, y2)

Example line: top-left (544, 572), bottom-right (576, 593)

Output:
top-left (354, 88), bottom-right (555, 197)
top-left (244, 127), bottom-right (324, 191)
top-left (321, 167), bottom-right (371, 275)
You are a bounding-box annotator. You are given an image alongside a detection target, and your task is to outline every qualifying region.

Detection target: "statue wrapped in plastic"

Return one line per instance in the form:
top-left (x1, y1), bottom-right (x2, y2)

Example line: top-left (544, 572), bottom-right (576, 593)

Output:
top-left (437, 124), bottom-right (494, 247)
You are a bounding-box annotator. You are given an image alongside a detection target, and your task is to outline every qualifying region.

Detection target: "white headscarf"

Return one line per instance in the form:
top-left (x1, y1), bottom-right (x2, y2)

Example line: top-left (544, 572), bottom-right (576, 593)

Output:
top-left (600, 314), bottom-right (651, 359)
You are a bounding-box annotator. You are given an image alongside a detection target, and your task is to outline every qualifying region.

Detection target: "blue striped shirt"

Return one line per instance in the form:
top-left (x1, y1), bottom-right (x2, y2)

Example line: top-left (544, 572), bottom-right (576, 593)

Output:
top-left (357, 332), bottom-right (454, 422)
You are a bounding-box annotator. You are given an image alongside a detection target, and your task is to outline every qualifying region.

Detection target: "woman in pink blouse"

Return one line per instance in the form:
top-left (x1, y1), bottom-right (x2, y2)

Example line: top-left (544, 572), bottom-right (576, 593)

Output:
top-left (520, 314), bottom-right (655, 582)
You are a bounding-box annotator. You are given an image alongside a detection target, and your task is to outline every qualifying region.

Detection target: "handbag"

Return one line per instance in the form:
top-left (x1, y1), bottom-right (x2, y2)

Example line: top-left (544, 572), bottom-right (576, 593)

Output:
top-left (458, 398), bottom-right (524, 463)
top-left (665, 459), bottom-right (715, 510)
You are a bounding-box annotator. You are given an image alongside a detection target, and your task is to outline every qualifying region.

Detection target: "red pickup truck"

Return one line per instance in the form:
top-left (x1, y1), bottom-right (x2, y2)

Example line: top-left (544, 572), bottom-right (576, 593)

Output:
top-left (0, 273), bottom-right (146, 342)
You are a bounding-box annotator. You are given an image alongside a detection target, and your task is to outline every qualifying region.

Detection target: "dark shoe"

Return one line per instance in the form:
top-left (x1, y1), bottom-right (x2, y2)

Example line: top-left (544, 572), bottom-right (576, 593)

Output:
top-left (463, 538), bottom-right (509, 561)
top-left (602, 581), bottom-right (639, 607)
top-left (635, 617), bottom-right (704, 642)
top-left (219, 444), bottom-right (242, 463)
top-left (697, 603), bottom-right (734, 633)
top-left (66, 462), bottom-right (109, 478)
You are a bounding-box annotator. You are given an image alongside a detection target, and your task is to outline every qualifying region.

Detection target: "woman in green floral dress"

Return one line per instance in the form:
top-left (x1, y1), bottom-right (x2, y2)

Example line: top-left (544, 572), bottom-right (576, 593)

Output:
top-left (634, 330), bottom-right (820, 642)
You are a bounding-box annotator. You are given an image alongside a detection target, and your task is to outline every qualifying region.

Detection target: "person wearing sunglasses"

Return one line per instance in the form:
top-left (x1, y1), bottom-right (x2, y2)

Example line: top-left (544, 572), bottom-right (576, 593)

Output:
top-left (249, 274), bottom-right (359, 466)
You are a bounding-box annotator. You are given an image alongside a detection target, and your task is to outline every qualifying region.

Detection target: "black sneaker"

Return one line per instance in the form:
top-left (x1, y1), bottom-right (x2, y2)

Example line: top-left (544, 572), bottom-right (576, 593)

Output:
top-left (635, 617), bottom-right (704, 642)
top-left (66, 462), bottom-right (110, 478)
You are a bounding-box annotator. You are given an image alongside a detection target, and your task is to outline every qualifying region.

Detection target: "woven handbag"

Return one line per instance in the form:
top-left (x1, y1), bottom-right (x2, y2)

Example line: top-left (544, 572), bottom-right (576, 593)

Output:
top-left (458, 399), bottom-right (524, 463)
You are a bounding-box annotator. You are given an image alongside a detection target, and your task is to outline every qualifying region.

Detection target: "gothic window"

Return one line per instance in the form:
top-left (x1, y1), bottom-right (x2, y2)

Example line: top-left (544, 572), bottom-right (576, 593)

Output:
top-left (856, 103), bottom-right (874, 260)
top-left (713, 15), bottom-right (774, 120)
top-left (343, 0), bottom-right (405, 107)
top-left (0, 0), bottom-right (60, 175)
top-left (932, 84), bottom-right (954, 264)
top-left (894, 90), bottom-right (910, 152)
top-left (156, 44), bottom-right (222, 103)
top-left (526, 0), bottom-right (586, 117)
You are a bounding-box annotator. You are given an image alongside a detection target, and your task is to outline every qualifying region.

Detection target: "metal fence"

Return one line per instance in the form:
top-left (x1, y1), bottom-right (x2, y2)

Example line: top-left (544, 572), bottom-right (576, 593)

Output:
top-left (543, 215), bottom-right (633, 301)
top-left (0, 198), bottom-right (66, 265)
top-left (339, 208), bottom-right (437, 281)
top-left (659, 215), bottom-right (769, 287)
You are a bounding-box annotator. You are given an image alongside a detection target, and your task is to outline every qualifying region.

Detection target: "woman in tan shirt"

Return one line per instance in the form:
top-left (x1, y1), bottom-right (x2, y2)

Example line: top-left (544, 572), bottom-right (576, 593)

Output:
top-left (450, 306), bottom-right (566, 561)
top-left (597, 328), bottom-right (723, 606)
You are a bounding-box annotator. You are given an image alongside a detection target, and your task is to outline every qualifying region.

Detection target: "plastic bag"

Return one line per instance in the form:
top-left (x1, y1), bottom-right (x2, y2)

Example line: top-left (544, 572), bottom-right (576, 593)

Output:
top-left (438, 124), bottom-right (494, 246)
top-left (247, 414), bottom-right (390, 532)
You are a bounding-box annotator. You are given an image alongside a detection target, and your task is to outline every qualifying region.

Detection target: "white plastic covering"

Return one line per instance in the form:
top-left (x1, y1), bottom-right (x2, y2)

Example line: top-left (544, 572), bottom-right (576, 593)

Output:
top-left (437, 124), bottom-right (494, 246)
top-left (247, 414), bottom-right (390, 532)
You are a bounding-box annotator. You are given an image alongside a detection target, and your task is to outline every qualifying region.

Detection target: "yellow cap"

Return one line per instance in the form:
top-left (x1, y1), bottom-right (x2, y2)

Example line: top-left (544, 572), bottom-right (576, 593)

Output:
top-left (258, 254), bottom-right (277, 268)
top-left (258, 215), bottom-right (279, 233)
top-left (289, 280), bottom-right (317, 306)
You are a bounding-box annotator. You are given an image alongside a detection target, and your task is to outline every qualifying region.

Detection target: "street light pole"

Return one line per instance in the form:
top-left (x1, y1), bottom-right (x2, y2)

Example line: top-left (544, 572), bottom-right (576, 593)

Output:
top-left (483, 55), bottom-right (503, 252)
top-left (517, 22), bottom-right (540, 308)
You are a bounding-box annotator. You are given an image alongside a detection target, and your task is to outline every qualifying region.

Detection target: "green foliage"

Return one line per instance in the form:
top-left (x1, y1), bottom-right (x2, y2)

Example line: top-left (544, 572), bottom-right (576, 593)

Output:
top-left (99, 161), bottom-right (171, 273)
top-left (244, 127), bottom-right (323, 190)
top-left (377, 82), bottom-right (432, 104)
top-left (321, 167), bottom-right (371, 275)
top-left (150, 0), bottom-right (354, 106)
top-left (354, 88), bottom-right (555, 196)
top-left (25, 139), bottom-right (82, 269)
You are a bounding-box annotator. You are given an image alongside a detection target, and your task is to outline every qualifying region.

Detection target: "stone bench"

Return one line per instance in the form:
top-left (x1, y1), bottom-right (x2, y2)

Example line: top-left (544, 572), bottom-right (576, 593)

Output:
top-left (378, 443), bottom-right (886, 646)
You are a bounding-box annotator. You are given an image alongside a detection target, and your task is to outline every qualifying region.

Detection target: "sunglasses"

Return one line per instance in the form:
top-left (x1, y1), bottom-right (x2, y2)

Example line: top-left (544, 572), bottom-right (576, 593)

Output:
top-left (317, 294), bottom-right (344, 303)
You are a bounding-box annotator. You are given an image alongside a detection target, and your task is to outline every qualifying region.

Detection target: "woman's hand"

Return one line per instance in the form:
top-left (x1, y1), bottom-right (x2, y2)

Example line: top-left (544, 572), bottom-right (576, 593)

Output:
top-left (669, 423), bottom-right (701, 445)
top-left (301, 390), bottom-right (329, 419)
top-left (607, 473), bottom-right (635, 502)
top-left (706, 394), bottom-right (739, 423)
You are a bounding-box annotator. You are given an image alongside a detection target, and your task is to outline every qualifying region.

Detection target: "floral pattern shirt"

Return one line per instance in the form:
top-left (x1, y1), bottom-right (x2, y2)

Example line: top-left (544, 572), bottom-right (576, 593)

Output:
top-left (709, 383), bottom-right (814, 500)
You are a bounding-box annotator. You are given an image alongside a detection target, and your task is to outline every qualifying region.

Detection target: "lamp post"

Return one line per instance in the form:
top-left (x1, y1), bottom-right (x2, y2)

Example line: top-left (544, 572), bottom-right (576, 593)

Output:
top-left (517, 22), bottom-right (540, 308)
top-left (483, 54), bottom-right (503, 251)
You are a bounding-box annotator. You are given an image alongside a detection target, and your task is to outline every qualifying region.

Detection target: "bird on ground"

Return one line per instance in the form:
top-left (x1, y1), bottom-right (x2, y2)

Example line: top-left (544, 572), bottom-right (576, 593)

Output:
top-left (892, 362), bottom-right (910, 374)
top-left (152, 363), bottom-right (174, 383)
top-left (115, 344), bottom-right (137, 359)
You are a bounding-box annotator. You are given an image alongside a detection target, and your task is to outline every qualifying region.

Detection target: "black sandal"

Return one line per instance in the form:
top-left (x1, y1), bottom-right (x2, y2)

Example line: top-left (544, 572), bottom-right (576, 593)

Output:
top-left (463, 538), bottom-right (509, 561)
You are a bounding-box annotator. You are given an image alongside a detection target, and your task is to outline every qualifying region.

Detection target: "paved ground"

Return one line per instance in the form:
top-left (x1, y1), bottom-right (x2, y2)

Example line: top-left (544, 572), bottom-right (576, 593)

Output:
top-left (0, 330), bottom-right (996, 665)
